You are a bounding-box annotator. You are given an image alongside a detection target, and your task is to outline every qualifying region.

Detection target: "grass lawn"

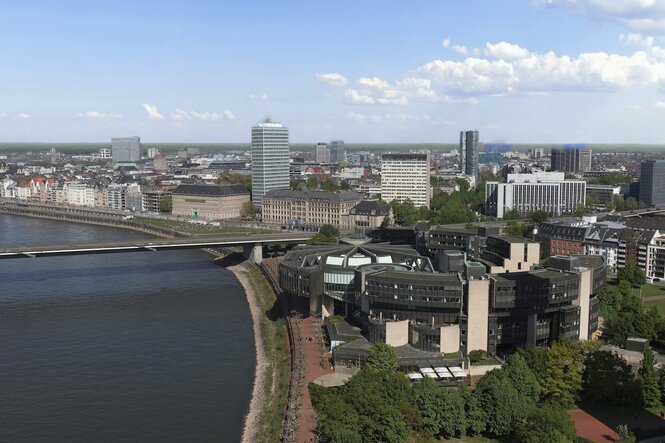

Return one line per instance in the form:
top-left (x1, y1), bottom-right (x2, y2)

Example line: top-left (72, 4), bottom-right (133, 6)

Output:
top-left (645, 297), bottom-right (665, 314)
top-left (134, 217), bottom-right (271, 235)
top-left (639, 283), bottom-right (665, 298)
top-left (471, 357), bottom-right (501, 366)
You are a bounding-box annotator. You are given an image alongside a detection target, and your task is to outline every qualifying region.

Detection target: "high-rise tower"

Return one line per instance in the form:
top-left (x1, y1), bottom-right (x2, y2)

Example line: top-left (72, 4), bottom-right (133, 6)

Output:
top-left (111, 136), bottom-right (141, 163)
top-left (251, 119), bottom-right (290, 209)
top-left (460, 130), bottom-right (479, 178)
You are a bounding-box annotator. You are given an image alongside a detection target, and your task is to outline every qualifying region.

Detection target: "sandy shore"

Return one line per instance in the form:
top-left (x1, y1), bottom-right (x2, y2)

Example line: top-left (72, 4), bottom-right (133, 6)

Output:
top-left (228, 262), bottom-right (269, 443)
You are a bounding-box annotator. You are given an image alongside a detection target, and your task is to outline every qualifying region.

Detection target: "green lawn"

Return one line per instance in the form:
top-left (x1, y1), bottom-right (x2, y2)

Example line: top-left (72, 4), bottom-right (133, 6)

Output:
top-left (638, 283), bottom-right (665, 298)
top-left (645, 297), bottom-right (665, 314)
top-left (133, 217), bottom-right (271, 235)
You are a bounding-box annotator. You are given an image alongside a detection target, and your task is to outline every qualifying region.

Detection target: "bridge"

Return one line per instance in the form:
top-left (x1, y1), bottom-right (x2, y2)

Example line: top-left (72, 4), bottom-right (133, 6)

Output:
top-left (0, 232), bottom-right (313, 264)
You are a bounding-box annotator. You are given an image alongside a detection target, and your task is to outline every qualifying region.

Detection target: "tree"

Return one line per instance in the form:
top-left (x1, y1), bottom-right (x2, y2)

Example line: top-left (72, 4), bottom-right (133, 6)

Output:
top-left (308, 224), bottom-right (340, 244)
top-left (159, 195), bottom-right (172, 213)
top-left (468, 349), bottom-right (488, 364)
top-left (504, 353), bottom-right (540, 404)
top-left (529, 210), bottom-right (550, 224)
top-left (306, 175), bottom-right (320, 190)
top-left (216, 172), bottom-right (251, 191)
top-left (540, 340), bottom-right (585, 408)
top-left (366, 343), bottom-right (398, 372)
top-left (625, 196), bottom-right (639, 210)
top-left (583, 350), bottom-right (637, 407)
top-left (240, 201), bottom-right (256, 219)
top-left (517, 402), bottom-right (577, 443)
top-left (458, 384), bottom-right (485, 435)
top-left (474, 369), bottom-right (532, 437)
top-left (612, 195), bottom-right (626, 211)
top-left (639, 348), bottom-right (661, 408)
top-left (321, 179), bottom-right (341, 192)
top-left (380, 215), bottom-right (392, 228)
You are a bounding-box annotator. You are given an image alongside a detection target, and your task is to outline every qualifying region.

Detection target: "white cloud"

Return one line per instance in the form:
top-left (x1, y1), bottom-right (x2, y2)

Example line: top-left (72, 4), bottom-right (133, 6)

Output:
top-left (74, 111), bottom-right (122, 119)
top-left (249, 94), bottom-right (269, 101)
top-left (142, 104), bottom-right (165, 120)
top-left (347, 112), bottom-right (454, 126)
top-left (0, 113), bottom-right (7, 118)
top-left (443, 37), bottom-right (469, 55)
top-left (17, 113), bottom-right (31, 120)
top-left (485, 41), bottom-right (531, 60)
top-left (170, 108), bottom-right (235, 122)
top-left (654, 100), bottom-right (665, 108)
top-left (316, 73), bottom-right (348, 87)
top-left (534, 0), bottom-right (665, 34)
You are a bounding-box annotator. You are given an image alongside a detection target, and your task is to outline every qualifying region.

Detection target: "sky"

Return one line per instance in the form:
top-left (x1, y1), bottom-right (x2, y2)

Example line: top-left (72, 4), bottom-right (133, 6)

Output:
top-left (3, 0), bottom-right (665, 144)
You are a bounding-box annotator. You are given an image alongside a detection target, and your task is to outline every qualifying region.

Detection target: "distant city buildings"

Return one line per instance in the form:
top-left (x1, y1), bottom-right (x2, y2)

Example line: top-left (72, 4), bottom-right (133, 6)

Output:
top-left (111, 137), bottom-right (141, 163)
top-left (639, 160), bottom-right (665, 207)
top-left (251, 119), bottom-right (290, 209)
top-left (329, 140), bottom-right (346, 164)
top-left (381, 152), bottom-right (430, 208)
top-left (485, 171), bottom-right (586, 218)
top-left (315, 142), bottom-right (330, 163)
top-left (550, 145), bottom-right (592, 173)
top-left (460, 130), bottom-right (479, 178)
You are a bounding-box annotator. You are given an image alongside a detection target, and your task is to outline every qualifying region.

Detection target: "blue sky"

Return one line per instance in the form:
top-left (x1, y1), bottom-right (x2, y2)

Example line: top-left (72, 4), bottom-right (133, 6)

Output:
top-left (3, 0), bottom-right (665, 144)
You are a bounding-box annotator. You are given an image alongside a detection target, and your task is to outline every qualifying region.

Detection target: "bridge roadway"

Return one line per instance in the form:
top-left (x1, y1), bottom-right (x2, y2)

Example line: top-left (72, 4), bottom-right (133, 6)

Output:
top-left (0, 232), bottom-right (313, 259)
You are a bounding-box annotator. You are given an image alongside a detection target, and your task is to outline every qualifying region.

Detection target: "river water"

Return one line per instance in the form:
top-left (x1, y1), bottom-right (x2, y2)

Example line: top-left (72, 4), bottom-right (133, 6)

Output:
top-left (0, 214), bottom-right (254, 442)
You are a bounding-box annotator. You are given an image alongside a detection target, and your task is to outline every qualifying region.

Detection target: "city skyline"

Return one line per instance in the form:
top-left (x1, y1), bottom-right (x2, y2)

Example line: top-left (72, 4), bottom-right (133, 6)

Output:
top-left (4, 1), bottom-right (665, 143)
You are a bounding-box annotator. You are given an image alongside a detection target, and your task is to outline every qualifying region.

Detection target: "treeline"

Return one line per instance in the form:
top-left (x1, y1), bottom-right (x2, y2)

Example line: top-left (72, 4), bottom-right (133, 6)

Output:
top-left (599, 265), bottom-right (665, 347)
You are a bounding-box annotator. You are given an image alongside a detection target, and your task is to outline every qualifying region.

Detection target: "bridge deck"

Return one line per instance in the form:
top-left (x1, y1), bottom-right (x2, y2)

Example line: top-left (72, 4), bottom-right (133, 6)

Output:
top-left (0, 233), bottom-right (312, 259)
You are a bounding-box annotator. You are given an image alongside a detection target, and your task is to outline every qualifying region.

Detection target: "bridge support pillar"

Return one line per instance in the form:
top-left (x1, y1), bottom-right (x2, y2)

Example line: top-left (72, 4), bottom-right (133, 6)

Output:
top-left (243, 243), bottom-right (263, 264)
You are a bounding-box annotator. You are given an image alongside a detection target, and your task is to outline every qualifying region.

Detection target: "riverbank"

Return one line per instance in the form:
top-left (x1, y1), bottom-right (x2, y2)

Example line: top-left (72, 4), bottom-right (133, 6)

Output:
top-left (228, 261), bottom-right (290, 443)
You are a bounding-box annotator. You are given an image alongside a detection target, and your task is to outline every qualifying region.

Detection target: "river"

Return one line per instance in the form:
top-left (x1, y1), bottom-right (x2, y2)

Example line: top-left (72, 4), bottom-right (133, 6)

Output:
top-left (0, 213), bottom-right (254, 442)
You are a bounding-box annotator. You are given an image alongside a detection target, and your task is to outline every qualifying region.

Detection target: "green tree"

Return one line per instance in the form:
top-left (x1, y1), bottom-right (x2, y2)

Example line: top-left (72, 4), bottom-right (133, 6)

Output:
top-left (612, 195), bottom-right (626, 211)
top-left (321, 179), bottom-right (341, 193)
top-left (639, 348), bottom-right (661, 408)
top-left (517, 402), bottom-right (577, 443)
top-left (159, 195), bottom-right (172, 213)
top-left (380, 215), bottom-right (392, 228)
top-left (583, 350), bottom-right (637, 407)
top-left (366, 343), bottom-right (398, 372)
top-left (306, 175), bottom-right (320, 190)
top-left (540, 340), bottom-right (585, 408)
top-left (529, 210), bottom-right (550, 224)
top-left (474, 369), bottom-right (532, 437)
top-left (308, 224), bottom-right (340, 244)
top-left (216, 172), bottom-right (251, 191)
top-left (625, 196), bottom-right (639, 210)
top-left (240, 201), bottom-right (256, 219)
top-left (504, 353), bottom-right (540, 403)
top-left (458, 384), bottom-right (485, 435)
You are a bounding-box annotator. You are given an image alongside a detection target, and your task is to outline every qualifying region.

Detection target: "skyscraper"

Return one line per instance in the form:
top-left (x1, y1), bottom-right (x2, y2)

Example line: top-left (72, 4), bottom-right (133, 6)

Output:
top-left (550, 145), bottom-right (592, 173)
top-left (330, 140), bottom-right (346, 164)
top-left (381, 152), bottom-right (430, 208)
top-left (460, 130), bottom-right (479, 178)
top-left (640, 160), bottom-right (665, 207)
top-left (315, 142), bottom-right (330, 163)
top-left (111, 136), bottom-right (141, 163)
top-left (251, 119), bottom-right (290, 209)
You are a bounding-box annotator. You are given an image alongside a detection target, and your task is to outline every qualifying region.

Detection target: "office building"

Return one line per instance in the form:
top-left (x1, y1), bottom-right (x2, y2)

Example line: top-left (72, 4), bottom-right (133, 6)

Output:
top-left (381, 152), bottom-right (430, 208)
top-left (460, 130), bottom-right (479, 177)
top-left (315, 142), bottom-right (330, 163)
top-left (261, 189), bottom-right (362, 228)
top-left (550, 146), bottom-right (592, 173)
top-left (172, 184), bottom-right (250, 219)
top-left (111, 137), bottom-right (141, 163)
top-left (485, 172), bottom-right (586, 218)
top-left (330, 140), bottom-right (346, 164)
top-left (639, 160), bottom-right (665, 206)
top-left (251, 119), bottom-right (290, 209)
top-left (278, 231), bottom-right (605, 358)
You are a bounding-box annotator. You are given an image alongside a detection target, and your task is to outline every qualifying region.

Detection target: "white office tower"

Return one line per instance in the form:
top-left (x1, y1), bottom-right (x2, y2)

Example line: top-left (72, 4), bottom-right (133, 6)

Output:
top-left (251, 119), bottom-right (290, 209)
top-left (381, 152), bottom-right (430, 208)
top-left (111, 136), bottom-right (141, 163)
top-left (315, 142), bottom-right (330, 163)
top-left (485, 171), bottom-right (586, 218)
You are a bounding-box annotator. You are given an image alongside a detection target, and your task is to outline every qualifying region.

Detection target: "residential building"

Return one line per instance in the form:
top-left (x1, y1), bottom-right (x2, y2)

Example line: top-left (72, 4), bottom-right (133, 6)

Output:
top-left (251, 119), bottom-right (290, 209)
top-left (460, 130), bottom-right (479, 178)
top-left (381, 152), bottom-right (430, 208)
top-left (639, 160), bottom-right (665, 206)
top-left (550, 145), bottom-right (592, 173)
top-left (485, 172), bottom-right (586, 218)
top-left (125, 184), bottom-right (142, 211)
top-left (261, 189), bottom-right (362, 228)
top-left (65, 182), bottom-right (95, 207)
top-left (153, 153), bottom-right (167, 172)
top-left (107, 184), bottom-right (127, 210)
top-left (315, 142), bottom-right (330, 163)
top-left (172, 184), bottom-right (250, 219)
top-left (98, 148), bottom-right (112, 159)
top-left (111, 136), bottom-right (141, 163)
